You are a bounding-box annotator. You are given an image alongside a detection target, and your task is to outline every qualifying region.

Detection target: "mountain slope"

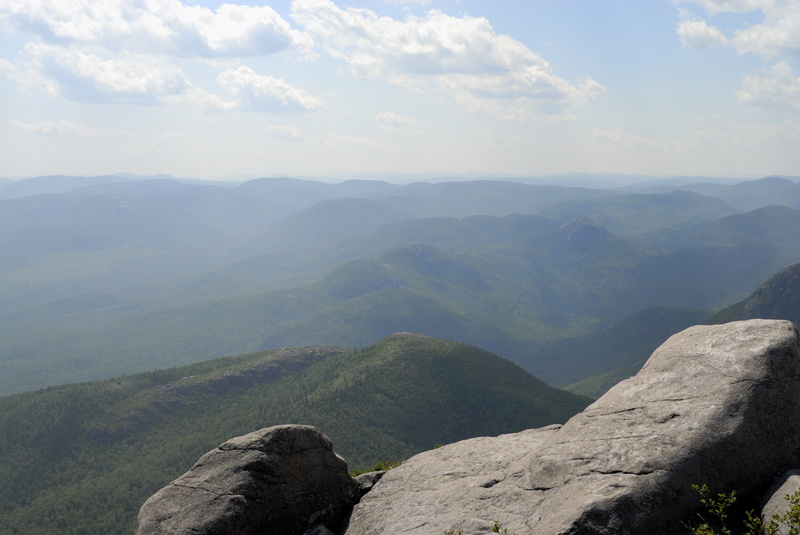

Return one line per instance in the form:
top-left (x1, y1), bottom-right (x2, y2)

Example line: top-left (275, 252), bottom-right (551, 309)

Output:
top-left (526, 307), bottom-right (711, 388)
top-left (564, 261), bottom-right (800, 399)
top-left (6, 203), bottom-right (800, 395)
top-left (536, 190), bottom-right (738, 234)
top-left (0, 334), bottom-right (590, 535)
top-left (7, 177), bottom-right (800, 396)
top-left (713, 262), bottom-right (800, 325)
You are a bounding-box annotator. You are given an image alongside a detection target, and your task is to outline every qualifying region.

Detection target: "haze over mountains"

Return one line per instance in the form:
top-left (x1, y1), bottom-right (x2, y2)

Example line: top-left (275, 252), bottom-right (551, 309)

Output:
top-left (7, 172), bottom-right (800, 534)
top-left (3, 173), bottom-right (800, 396)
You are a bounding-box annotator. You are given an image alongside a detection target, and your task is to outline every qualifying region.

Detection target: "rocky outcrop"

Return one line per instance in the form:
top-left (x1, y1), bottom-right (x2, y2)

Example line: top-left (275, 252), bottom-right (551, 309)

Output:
top-left (761, 470), bottom-right (800, 529)
top-left (345, 319), bottom-right (800, 534)
top-left (137, 319), bottom-right (800, 535)
top-left (136, 424), bottom-right (360, 535)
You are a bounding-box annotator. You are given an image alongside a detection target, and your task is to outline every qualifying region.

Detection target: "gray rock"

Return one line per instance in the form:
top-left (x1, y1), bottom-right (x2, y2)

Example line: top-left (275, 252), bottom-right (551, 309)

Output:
top-left (137, 424), bottom-right (361, 535)
top-left (345, 319), bottom-right (800, 535)
top-left (761, 470), bottom-right (800, 529)
top-left (354, 471), bottom-right (386, 495)
top-left (345, 426), bottom-right (561, 534)
top-left (303, 525), bottom-right (335, 535)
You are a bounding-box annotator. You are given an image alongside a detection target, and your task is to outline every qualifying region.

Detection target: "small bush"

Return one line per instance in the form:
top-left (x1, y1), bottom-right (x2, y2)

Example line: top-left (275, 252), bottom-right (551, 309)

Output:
top-left (689, 483), bottom-right (800, 535)
top-left (349, 458), bottom-right (402, 477)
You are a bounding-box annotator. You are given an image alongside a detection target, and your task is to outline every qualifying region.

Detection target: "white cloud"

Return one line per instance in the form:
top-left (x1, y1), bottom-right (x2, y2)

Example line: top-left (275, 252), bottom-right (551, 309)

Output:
top-left (291, 0), bottom-right (604, 121)
top-left (383, 0), bottom-right (433, 5)
top-left (0, 57), bottom-right (60, 95)
top-left (375, 111), bottom-right (428, 132)
top-left (676, 1), bottom-right (800, 114)
top-left (732, 4), bottom-right (800, 57)
top-left (738, 61), bottom-right (800, 112)
top-left (0, 0), bottom-right (310, 58)
top-left (676, 1), bottom-right (800, 57)
top-left (0, 0), bottom-right (324, 111)
top-left (680, 0), bottom-right (775, 15)
top-left (23, 43), bottom-right (193, 103)
top-left (1, 42), bottom-right (323, 112)
top-left (216, 66), bottom-right (325, 112)
top-left (10, 119), bottom-right (98, 137)
top-left (677, 18), bottom-right (730, 48)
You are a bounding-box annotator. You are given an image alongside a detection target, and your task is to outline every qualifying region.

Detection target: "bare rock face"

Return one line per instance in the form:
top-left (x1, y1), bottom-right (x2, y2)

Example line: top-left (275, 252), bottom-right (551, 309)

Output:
top-left (345, 319), bottom-right (800, 535)
top-left (761, 470), bottom-right (800, 530)
top-left (137, 424), bottom-right (361, 535)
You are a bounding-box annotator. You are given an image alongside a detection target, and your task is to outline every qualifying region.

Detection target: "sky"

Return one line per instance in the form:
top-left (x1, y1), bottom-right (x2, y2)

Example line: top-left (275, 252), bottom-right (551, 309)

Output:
top-left (1, 0), bottom-right (799, 181)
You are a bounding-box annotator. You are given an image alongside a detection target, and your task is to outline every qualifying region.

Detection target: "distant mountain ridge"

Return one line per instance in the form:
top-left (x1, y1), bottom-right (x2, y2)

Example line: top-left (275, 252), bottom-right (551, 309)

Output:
top-left (3, 174), bottom-right (800, 395)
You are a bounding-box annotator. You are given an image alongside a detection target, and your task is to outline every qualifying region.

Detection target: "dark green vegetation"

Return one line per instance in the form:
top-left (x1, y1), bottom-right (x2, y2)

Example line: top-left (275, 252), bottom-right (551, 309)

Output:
top-left (538, 307), bottom-right (711, 396)
top-left (0, 333), bottom-right (590, 535)
top-left (5, 174), bottom-right (800, 533)
top-left (562, 258), bottom-right (800, 399)
top-left (713, 262), bottom-right (800, 326)
top-left (4, 175), bottom-right (800, 396)
top-left (689, 484), bottom-right (800, 535)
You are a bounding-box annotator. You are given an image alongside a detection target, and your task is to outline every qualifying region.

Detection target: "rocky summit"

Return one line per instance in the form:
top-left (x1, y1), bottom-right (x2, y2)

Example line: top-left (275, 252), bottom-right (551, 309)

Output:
top-left (138, 319), bottom-right (800, 534)
top-left (136, 425), bottom-right (361, 535)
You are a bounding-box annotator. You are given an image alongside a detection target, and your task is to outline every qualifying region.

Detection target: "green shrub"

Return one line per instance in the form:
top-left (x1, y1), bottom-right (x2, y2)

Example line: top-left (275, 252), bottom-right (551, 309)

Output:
top-left (349, 458), bottom-right (402, 477)
top-left (689, 483), bottom-right (800, 535)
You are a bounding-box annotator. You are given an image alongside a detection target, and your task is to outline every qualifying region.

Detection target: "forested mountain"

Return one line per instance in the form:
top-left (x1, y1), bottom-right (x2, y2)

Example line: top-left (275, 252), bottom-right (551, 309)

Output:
top-left (2, 174), bottom-right (800, 395)
top-left (677, 175), bottom-right (800, 211)
top-left (0, 333), bottom-right (589, 535)
top-left (559, 260), bottom-right (800, 399)
top-left (536, 190), bottom-right (738, 234)
top-left (713, 262), bottom-right (800, 325)
top-left (528, 307), bottom-right (710, 389)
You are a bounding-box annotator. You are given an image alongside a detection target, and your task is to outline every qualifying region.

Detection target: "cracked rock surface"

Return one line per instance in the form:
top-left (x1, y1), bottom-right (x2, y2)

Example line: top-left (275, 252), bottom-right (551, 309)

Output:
top-left (345, 320), bottom-right (800, 535)
top-left (136, 424), bottom-right (361, 535)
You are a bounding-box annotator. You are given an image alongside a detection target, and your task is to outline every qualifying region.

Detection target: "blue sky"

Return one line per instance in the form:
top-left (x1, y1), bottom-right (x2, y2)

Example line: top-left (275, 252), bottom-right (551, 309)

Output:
top-left (1, 0), bottom-right (798, 180)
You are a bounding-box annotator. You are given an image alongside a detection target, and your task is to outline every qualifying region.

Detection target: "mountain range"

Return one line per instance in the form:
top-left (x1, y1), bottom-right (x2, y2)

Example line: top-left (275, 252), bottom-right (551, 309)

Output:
top-left (4, 254), bottom-right (800, 534)
top-left (0, 333), bottom-right (589, 535)
top-left (7, 173), bottom-right (800, 534)
top-left (3, 174), bottom-right (800, 395)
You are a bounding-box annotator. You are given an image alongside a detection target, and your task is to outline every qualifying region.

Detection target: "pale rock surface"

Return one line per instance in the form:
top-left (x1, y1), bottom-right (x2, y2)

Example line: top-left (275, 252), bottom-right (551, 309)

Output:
top-left (137, 424), bottom-right (360, 535)
top-left (761, 470), bottom-right (800, 529)
top-left (345, 319), bottom-right (800, 535)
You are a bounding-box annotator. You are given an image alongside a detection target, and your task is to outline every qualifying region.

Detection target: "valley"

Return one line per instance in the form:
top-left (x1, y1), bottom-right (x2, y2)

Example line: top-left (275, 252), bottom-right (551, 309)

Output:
top-left (3, 174), bottom-right (800, 395)
top-left (5, 173), bottom-right (800, 533)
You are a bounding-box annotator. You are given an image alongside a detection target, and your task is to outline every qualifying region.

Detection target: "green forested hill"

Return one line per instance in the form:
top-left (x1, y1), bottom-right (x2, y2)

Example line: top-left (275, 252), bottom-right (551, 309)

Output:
top-left (0, 333), bottom-right (590, 535)
top-left (527, 307), bottom-right (711, 388)
top-left (536, 190), bottom-right (738, 234)
top-left (712, 262), bottom-right (800, 325)
top-left (564, 261), bottom-right (800, 399)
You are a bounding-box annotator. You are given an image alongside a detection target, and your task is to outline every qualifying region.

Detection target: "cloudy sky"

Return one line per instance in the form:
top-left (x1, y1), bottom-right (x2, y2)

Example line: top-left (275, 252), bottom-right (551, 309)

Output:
top-left (1, 0), bottom-right (799, 180)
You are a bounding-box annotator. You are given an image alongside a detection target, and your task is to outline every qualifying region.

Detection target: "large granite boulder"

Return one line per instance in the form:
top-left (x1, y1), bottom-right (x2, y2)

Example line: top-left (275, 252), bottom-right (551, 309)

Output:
top-left (761, 470), bottom-right (800, 530)
top-left (345, 319), bottom-right (800, 534)
top-left (137, 424), bottom-right (361, 535)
